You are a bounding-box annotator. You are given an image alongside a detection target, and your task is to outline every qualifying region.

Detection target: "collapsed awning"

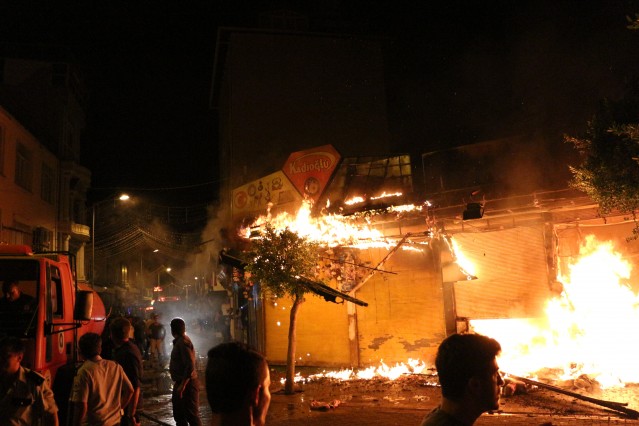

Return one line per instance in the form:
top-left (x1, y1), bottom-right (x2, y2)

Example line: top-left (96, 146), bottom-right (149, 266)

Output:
top-left (218, 250), bottom-right (368, 307)
top-left (296, 276), bottom-right (368, 306)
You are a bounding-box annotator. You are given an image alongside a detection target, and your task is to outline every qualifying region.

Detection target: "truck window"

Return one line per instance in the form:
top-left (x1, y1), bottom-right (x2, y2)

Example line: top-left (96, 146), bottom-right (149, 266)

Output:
top-left (0, 259), bottom-right (39, 338)
top-left (50, 269), bottom-right (63, 318)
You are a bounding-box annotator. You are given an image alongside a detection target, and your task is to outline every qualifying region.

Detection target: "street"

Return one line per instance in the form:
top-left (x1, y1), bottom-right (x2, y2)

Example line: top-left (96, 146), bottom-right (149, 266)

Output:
top-left (138, 361), bottom-right (639, 426)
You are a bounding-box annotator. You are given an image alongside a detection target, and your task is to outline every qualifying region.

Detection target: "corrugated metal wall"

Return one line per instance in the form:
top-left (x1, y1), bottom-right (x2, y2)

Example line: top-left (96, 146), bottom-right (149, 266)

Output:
top-left (454, 226), bottom-right (552, 319)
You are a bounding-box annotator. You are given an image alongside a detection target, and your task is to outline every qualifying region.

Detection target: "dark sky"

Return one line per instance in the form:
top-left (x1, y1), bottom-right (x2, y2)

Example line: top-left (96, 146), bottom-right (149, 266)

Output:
top-left (2, 1), bottom-right (639, 204)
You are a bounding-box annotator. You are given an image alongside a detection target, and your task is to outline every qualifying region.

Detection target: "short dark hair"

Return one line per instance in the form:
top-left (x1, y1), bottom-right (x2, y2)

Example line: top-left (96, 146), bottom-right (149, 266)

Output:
top-left (2, 280), bottom-right (18, 294)
top-left (206, 342), bottom-right (267, 413)
top-left (170, 318), bottom-right (186, 335)
top-left (0, 336), bottom-right (25, 356)
top-left (436, 333), bottom-right (501, 401)
top-left (110, 317), bottom-right (132, 341)
top-left (78, 332), bottom-right (102, 359)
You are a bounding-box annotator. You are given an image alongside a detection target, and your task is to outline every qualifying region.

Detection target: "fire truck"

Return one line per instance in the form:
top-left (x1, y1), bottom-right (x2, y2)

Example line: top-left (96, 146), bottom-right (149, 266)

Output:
top-left (0, 244), bottom-right (106, 386)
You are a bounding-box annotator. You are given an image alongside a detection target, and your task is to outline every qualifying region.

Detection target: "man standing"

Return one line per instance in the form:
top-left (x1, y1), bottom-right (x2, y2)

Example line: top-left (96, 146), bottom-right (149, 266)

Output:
top-left (0, 336), bottom-right (59, 426)
top-left (421, 333), bottom-right (504, 426)
top-left (205, 342), bottom-right (271, 426)
top-left (110, 317), bottom-right (143, 426)
top-left (70, 332), bottom-right (134, 426)
top-left (169, 318), bottom-right (202, 426)
top-left (147, 314), bottom-right (166, 362)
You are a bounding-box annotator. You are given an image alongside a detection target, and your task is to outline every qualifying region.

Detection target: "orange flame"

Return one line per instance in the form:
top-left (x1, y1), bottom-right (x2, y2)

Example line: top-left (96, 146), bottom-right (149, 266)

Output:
top-left (281, 359), bottom-right (432, 384)
top-left (241, 199), bottom-right (428, 248)
top-left (471, 235), bottom-right (639, 387)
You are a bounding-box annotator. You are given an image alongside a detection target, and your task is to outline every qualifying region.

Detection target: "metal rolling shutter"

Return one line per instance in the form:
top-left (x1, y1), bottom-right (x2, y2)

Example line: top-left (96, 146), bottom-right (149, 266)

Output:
top-left (453, 226), bottom-right (552, 319)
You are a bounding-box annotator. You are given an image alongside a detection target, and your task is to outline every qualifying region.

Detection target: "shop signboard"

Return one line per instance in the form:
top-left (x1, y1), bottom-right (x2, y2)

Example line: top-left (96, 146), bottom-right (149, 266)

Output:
top-left (282, 144), bottom-right (341, 203)
top-left (231, 170), bottom-right (302, 219)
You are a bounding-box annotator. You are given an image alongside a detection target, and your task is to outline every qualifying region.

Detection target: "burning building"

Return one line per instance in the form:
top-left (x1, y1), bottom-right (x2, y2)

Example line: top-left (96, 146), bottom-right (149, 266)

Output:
top-left (217, 140), bottom-right (639, 382)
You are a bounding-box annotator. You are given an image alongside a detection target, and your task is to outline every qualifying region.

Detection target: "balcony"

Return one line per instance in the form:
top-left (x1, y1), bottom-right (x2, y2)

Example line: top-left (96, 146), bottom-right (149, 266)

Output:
top-left (59, 220), bottom-right (90, 239)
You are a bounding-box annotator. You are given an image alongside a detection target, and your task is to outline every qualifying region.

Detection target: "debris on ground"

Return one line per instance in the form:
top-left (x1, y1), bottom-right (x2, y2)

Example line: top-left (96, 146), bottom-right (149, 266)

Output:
top-left (310, 399), bottom-right (342, 411)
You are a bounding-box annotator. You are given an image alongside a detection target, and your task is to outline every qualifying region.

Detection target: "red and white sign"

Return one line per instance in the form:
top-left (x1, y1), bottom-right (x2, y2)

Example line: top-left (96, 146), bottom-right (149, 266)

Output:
top-left (282, 144), bottom-right (341, 203)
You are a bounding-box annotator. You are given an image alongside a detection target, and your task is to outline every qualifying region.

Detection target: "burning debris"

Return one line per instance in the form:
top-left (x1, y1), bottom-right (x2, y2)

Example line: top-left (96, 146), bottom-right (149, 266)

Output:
top-left (472, 236), bottom-right (639, 388)
top-left (280, 359), bottom-right (435, 385)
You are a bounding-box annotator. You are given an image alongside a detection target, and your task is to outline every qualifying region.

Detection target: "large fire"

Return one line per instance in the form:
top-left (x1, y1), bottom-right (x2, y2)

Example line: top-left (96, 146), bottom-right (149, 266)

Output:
top-left (472, 235), bottom-right (639, 388)
top-left (241, 199), bottom-right (427, 249)
top-left (242, 199), bottom-right (639, 388)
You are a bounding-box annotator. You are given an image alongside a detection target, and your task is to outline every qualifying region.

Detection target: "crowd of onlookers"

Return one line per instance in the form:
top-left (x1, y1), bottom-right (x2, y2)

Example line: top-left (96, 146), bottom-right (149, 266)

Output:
top-left (1, 279), bottom-right (506, 426)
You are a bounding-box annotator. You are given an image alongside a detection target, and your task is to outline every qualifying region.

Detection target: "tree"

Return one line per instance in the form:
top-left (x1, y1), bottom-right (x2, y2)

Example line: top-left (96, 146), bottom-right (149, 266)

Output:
top-left (567, 81), bottom-right (639, 238)
top-left (245, 223), bottom-right (319, 394)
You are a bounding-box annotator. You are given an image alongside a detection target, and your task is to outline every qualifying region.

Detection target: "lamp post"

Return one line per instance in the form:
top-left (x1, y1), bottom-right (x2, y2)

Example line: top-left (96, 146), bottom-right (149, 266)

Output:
top-left (91, 193), bottom-right (130, 287)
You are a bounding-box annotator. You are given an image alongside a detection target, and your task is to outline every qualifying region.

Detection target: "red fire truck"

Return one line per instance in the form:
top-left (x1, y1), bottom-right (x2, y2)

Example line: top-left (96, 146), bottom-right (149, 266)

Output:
top-left (0, 244), bottom-right (106, 386)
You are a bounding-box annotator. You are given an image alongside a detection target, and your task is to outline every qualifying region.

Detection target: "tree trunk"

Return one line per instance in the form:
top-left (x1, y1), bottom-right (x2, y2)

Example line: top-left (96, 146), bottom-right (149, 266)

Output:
top-left (284, 293), bottom-right (303, 395)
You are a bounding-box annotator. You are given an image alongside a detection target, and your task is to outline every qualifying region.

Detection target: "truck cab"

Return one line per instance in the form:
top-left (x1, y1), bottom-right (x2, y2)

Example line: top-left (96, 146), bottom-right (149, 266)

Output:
top-left (0, 244), bottom-right (106, 385)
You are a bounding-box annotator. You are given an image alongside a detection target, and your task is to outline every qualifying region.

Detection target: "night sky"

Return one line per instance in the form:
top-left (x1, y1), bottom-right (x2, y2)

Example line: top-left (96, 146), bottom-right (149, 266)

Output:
top-left (1, 1), bottom-right (639, 205)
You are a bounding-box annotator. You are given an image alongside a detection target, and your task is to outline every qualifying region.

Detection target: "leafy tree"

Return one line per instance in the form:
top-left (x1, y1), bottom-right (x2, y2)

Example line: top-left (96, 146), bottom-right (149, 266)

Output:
top-left (245, 223), bottom-right (319, 394)
top-left (567, 82), bottom-right (639, 237)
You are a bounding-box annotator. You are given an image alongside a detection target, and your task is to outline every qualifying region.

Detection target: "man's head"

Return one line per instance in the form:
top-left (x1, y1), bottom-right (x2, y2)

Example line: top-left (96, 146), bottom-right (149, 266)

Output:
top-left (110, 316), bottom-right (132, 344)
top-left (78, 332), bottom-right (102, 359)
top-left (206, 342), bottom-right (271, 426)
top-left (170, 317), bottom-right (186, 337)
top-left (2, 280), bottom-right (20, 301)
top-left (436, 333), bottom-right (503, 411)
top-left (0, 336), bottom-right (25, 375)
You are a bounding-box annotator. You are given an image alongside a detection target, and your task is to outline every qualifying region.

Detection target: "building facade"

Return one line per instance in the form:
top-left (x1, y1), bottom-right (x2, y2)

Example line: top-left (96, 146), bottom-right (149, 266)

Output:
top-left (0, 47), bottom-right (91, 280)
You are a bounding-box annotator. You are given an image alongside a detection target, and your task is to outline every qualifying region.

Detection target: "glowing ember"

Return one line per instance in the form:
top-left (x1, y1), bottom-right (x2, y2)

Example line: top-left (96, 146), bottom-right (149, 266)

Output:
top-left (370, 191), bottom-right (403, 200)
top-left (280, 359), bottom-right (431, 385)
top-left (472, 235), bottom-right (639, 387)
top-left (345, 196), bottom-right (365, 205)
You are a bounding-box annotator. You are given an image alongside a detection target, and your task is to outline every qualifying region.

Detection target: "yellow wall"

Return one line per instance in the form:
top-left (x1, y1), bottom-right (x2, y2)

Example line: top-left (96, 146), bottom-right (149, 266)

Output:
top-left (263, 236), bottom-right (447, 367)
top-left (355, 245), bottom-right (445, 366)
top-left (264, 293), bottom-right (351, 366)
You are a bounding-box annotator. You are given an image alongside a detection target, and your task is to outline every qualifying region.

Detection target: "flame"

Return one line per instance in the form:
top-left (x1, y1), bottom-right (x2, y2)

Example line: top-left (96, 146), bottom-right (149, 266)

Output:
top-left (280, 359), bottom-right (432, 385)
top-left (471, 235), bottom-right (639, 387)
top-left (450, 237), bottom-right (476, 277)
top-left (345, 196), bottom-right (365, 205)
top-left (370, 191), bottom-right (403, 200)
top-left (241, 199), bottom-right (427, 248)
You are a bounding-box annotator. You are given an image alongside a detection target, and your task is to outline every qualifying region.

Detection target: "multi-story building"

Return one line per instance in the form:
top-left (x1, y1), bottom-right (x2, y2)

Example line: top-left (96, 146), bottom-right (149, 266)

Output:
top-left (0, 45), bottom-right (91, 281)
top-left (211, 13), bottom-right (392, 213)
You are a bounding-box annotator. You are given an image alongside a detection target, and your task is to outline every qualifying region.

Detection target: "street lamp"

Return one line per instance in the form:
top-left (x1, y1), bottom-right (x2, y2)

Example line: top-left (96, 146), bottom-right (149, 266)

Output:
top-left (91, 193), bottom-right (130, 287)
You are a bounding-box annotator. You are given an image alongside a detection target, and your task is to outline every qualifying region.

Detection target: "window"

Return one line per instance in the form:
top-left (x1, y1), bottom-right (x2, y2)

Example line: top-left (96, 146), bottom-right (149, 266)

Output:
top-left (15, 143), bottom-right (32, 191)
top-left (41, 163), bottom-right (54, 204)
top-left (120, 264), bottom-right (128, 286)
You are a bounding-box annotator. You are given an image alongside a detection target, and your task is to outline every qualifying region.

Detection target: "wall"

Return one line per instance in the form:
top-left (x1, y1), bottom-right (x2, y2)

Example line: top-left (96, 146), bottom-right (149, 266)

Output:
top-left (0, 106), bottom-right (58, 245)
top-left (217, 29), bottom-right (391, 207)
top-left (262, 220), bottom-right (446, 367)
